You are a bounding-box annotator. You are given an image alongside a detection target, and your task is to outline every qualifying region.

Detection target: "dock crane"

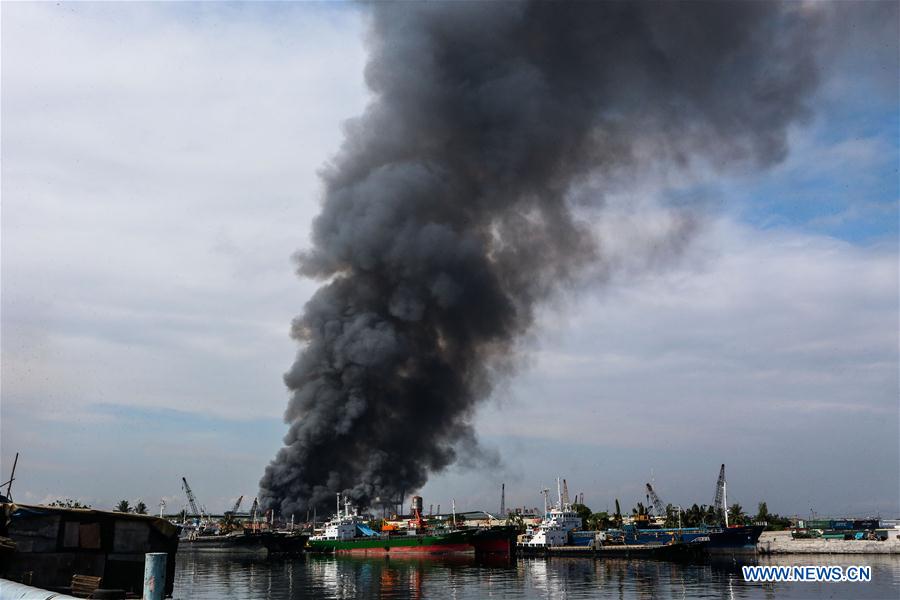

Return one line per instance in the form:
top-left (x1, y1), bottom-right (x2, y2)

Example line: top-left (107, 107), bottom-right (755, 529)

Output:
top-left (561, 479), bottom-right (571, 507)
top-left (229, 495), bottom-right (244, 515)
top-left (645, 483), bottom-right (666, 517)
top-left (181, 477), bottom-right (201, 518)
top-left (713, 464), bottom-right (728, 526)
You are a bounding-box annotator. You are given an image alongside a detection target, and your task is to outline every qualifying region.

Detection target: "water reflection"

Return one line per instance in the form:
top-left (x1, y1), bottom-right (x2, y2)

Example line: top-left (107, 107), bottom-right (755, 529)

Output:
top-left (174, 552), bottom-right (900, 599)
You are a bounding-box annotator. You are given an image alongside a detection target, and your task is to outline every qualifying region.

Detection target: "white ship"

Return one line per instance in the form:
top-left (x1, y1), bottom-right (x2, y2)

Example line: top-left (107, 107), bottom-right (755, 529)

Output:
top-left (309, 494), bottom-right (374, 542)
top-left (518, 478), bottom-right (583, 548)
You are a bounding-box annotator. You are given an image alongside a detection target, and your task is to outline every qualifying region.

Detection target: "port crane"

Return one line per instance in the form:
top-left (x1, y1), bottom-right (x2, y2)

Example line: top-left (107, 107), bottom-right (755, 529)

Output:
top-left (713, 464), bottom-right (728, 526)
top-left (645, 483), bottom-right (666, 517)
top-left (229, 495), bottom-right (244, 515)
top-left (561, 479), bottom-right (570, 506)
top-left (181, 477), bottom-right (201, 518)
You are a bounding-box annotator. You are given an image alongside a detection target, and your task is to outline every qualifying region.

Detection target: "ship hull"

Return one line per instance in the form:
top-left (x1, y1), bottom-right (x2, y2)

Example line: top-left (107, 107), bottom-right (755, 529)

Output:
top-left (622, 525), bottom-right (764, 553)
top-left (177, 533), bottom-right (268, 557)
top-left (470, 526), bottom-right (517, 555)
top-left (707, 525), bottom-right (765, 553)
top-left (308, 530), bottom-right (476, 555)
top-left (178, 531), bottom-right (309, 557)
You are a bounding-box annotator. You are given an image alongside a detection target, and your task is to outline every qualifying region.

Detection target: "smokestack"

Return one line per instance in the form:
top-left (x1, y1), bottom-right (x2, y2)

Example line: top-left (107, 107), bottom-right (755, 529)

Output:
top-left (260, 1), bottom-right (821, 516)
top-left (411, 495), bottom-right (423, 517)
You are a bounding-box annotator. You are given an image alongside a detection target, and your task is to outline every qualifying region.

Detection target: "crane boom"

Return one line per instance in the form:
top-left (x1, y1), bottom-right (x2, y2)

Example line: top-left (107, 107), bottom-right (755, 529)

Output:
top-left (713, 464), bottom-right (727, 525)
top-left (182, 477), bottom-right (201, 517)
top-left (645, 483), bottom-right (666, 517)
top-left (562, 479), bottom-right (570, 506)
top-left (230, 495), bottom-right (243, 514)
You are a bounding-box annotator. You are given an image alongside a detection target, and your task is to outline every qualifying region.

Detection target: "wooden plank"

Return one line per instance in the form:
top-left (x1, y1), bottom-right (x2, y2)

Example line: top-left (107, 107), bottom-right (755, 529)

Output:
top-left (71, 573), bottom-right (102, 597)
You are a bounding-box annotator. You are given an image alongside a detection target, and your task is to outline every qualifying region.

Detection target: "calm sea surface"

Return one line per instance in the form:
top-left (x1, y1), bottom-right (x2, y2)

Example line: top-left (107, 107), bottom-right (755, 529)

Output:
top-left (173, 552), bottom-right (900, 599)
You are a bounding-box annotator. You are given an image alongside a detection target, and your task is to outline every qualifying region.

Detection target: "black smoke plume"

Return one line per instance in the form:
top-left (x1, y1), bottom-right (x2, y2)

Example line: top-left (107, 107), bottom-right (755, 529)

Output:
top-left (260, 1), bottom-right (820, 515)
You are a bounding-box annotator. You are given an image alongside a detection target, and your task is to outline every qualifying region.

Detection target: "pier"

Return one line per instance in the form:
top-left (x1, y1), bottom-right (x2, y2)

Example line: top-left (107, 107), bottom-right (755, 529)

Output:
top-left (758, 531), bottom-right (900, 555)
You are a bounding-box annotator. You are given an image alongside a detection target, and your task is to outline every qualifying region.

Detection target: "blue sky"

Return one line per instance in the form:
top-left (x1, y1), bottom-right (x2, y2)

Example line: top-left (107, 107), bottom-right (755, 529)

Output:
top-left (2, 2), bottom-right (897, 518)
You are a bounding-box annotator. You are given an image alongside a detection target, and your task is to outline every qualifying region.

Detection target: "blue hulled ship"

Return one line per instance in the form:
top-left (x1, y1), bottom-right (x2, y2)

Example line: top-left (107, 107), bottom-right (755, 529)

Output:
top-left (616, 522), bottom-right (764, 552)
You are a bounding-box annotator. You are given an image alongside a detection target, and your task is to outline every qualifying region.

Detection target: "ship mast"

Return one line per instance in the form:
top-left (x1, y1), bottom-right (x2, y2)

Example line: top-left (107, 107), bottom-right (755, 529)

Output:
top-left (724, 480), bottom-right (728, 527)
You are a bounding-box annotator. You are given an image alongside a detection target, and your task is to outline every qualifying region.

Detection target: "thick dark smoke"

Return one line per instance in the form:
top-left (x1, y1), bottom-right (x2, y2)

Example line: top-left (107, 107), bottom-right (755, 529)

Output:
top-left (260, 1), bottom-right (820, 516)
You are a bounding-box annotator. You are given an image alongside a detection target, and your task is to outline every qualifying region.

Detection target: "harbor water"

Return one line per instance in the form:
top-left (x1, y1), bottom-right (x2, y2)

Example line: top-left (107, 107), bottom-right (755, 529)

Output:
top-left (174, 553), bottom-right (900, 599)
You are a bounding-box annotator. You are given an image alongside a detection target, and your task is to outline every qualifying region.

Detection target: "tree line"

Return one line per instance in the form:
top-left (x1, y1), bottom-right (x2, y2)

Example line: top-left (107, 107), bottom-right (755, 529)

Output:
top-left (564, 500), bottom-right (792, 530)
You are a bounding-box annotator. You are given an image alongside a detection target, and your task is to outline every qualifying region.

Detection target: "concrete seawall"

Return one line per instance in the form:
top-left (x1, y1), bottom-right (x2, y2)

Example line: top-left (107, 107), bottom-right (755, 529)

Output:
top-left (758, 531), bottom-right (900, 555)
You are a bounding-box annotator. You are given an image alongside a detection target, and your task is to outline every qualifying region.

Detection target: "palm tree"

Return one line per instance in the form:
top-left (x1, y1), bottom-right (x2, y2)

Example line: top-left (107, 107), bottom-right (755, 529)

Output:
top-left (587, 512), bottom-right (611, 531)
top-left (571, 502), bottom-right (592, 524)
top-left (48, 498), bottom-right (91, 509)
top-left (683, 504), bottom-right (703, 527)
top-left (728, 503), bottom-right (745, 525)
top-left (664, 504), bottom-right (680, 528)
top-left (134, 501), bottom-right (148, 515)
top-left (115, 500), bottom-right (131, 513)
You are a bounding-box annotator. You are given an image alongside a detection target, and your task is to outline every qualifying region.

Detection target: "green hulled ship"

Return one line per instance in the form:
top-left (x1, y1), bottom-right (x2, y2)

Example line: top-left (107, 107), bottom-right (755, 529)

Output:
top-left (307, 495), bottom-right (513, 555)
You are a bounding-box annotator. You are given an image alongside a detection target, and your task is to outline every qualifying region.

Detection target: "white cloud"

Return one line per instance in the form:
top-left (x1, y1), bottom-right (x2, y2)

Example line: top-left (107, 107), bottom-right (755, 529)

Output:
top-left (2, 2), bottom-right (368, 420)
top-left (485, 218), bottom-right (897, 438)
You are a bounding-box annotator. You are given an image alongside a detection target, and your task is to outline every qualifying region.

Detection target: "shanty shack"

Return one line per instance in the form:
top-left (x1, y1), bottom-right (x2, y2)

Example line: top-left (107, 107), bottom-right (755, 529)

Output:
top-left (0, 503), bottom-right (178, 596)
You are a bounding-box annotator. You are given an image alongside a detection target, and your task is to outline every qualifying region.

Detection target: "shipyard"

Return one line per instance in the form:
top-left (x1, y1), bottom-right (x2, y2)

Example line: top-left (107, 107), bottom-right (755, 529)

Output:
top-left (2, 464), bottom-right (899, 597)
top-left (2, 0), bottom-right (898, 598)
